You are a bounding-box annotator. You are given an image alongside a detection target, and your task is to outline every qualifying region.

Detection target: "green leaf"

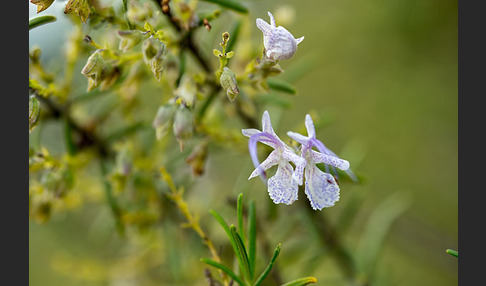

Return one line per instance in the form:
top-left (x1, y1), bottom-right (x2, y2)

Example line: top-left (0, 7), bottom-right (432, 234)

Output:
top-left (237, 193), bottom-right (246, 245)
top-left (226, 51), bottom-right (235, 59)
top-left (230, 225), bottom-right (252, 282)
top-left (248, 200), bottom-right (257, 277)
top-left (29, 15), bottom-right (56, 30)
top-left (201, 258), bottom-right (245, 286)
top-left (267, 79), bottom-right (297, 95)
top-left (200, 0), bottom-right (248, 14)
top-left (213, 49), bottom-right (222, 57)
top-left (210, 210), bottom-right (240, 261)
top-left (280, 277), bottom-right (318, 286)
top-left (446, 249), bottom-right (458, 258)
top-left (254, 243), bottom-right (281, 286)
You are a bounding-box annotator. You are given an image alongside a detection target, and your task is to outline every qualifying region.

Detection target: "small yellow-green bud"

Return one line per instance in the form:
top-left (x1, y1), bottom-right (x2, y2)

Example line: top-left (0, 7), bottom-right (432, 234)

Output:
top-left (222, 31), bottom-right (230, 44)
top-left (173, 106), bottom-right (193, 151)
top-left (29, 96), bottom-right (41, 133)
top-left (117, 30), bottom-right (142, 52)
top-left (152, 103), bottom-right (177, 140)
top-left (220, 67), bottom-right (239, 102)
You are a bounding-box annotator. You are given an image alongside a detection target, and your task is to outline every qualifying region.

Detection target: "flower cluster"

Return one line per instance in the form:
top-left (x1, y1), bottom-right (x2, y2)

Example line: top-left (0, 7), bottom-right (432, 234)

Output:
top-left (242, 111), bottom-right (351, 210)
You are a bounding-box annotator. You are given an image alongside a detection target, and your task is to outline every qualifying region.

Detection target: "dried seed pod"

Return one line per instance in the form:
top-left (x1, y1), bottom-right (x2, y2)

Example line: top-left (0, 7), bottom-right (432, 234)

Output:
top-left (256, 11), bottom-right (304, 61)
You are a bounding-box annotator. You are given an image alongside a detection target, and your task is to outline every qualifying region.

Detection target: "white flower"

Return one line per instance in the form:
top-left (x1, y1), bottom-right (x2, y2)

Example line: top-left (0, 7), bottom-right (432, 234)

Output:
top-left (287, 115), bottom-right (350, 210)
top-left (242, 111), bottom-right (305, 205)
top-left (242, 111), bottom-right (354, 211)
top-left (256, 11), bottom-right (304, 61)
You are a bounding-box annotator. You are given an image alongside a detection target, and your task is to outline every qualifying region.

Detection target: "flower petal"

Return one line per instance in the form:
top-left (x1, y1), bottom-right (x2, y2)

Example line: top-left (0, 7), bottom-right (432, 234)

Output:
top-left (305, 114), bottom-right (316, 138)
top-left (304, 165), bottom-right (340, 210)
top-left (242, 128), bottom-right (260, 138)
top-left (249, 131), bottom-right (279, 150)
top-left (267, 162), bottom-right (299, 205)
top-left (295, 36), bottom-right (305, 45)
top-left (310, 150), bottom-right (350, 170)
top-left (261, 110), bottom-right (275, 134)
top-left (286, 131), bottom-right (308, 145)
top-left (256, 18), bottom-right (272, 36)
top-left (282, 149), bottom-right (306, 185)
top-left (248, 150), bottom-right (280, 180)
top-left (267, 11), bottom-right (276, 27)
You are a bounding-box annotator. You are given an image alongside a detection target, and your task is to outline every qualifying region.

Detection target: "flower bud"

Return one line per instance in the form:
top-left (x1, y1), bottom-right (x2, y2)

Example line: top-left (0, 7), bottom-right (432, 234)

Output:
top-left (220, 67), bottom-right (239, 102)
top-left (29, 96), bottom-right (41, 133)
top-left (81, 49), bottom-right (105, 91)
top-left (142, 37), bottom-right (166, 81)
top-left (152, 103), bottom-right (177, 140)
top-left (117, 30), bottom-right (142, 52)
top-left (173, 106), bottom-right (193, 151)
top-left (256, 11), bottom-right (304, 61)
top-left (222, 31), bottom-right (230, 44)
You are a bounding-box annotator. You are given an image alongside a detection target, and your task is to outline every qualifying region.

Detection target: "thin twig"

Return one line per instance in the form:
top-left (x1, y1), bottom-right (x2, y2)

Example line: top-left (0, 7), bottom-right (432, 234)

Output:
top-left (160, 167), bottom-right (231, 286)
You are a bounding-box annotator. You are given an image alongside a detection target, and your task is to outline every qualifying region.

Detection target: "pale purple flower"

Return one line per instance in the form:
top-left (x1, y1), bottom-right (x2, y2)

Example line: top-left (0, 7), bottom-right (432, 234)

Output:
top-left (287, 115), bottom-right (350, 210)
top-left (256, 11), bottom-right (304, 61)
top-left (242, 111), bottom-right (305, 205)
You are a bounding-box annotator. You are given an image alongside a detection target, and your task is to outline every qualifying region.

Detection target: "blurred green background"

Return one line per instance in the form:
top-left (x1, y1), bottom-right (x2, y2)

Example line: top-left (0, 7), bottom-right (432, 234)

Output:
top-left (29, 0), bottom-right (457, 285)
